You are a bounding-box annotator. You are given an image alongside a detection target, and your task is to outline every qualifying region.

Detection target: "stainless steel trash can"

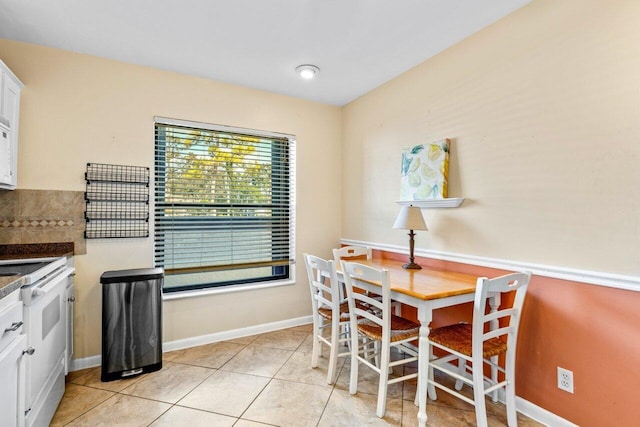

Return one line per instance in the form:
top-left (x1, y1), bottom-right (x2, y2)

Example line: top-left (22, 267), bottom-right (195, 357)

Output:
top-left (100, 267), bottom-right (163, 382)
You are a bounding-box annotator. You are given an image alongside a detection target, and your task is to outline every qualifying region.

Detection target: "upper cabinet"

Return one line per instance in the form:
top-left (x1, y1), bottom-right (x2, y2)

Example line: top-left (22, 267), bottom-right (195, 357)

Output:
top-left (0, 59), bottom-right (23, 190)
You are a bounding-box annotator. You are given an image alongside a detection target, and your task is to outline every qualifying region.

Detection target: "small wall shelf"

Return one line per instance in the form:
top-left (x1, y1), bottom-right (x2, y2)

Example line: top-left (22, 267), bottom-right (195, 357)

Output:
top-left (396, 198), bottom-right (465, 208)
top-left (84, 163), bottom-right (150, 239)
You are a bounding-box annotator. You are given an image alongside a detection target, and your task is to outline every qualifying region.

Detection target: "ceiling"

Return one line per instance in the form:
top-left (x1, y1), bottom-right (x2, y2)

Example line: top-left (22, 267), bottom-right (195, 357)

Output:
top-left (0, 0), bottom-right (532, 106)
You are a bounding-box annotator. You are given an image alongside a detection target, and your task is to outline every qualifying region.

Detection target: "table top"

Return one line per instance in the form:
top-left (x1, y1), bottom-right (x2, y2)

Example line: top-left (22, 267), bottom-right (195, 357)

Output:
top-left (340, 258), bottom-right (478, 301)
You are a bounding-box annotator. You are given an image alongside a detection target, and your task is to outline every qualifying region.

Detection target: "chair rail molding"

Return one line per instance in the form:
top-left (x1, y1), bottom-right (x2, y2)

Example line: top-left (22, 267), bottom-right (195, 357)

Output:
top-left (340, 239), bottom-right (640, 292)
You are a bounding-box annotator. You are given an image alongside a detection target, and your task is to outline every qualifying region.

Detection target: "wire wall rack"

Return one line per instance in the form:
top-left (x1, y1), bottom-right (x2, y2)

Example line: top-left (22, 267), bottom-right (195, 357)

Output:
top-left (84, 163), bottom-right (150, 239)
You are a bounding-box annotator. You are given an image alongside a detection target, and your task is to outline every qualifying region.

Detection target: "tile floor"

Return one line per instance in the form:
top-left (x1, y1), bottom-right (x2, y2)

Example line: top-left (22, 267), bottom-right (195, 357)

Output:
top-left (52, 324), bottom-right (546, 426)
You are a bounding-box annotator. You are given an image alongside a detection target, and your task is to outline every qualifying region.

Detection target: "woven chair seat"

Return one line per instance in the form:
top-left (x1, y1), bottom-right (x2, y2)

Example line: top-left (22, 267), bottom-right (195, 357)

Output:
top-left (318, 301), bottom-right (370, 321)
top-left (428, 323), bottom-right (507, 358)
top-left (357, 315), bottom-right (420, 342)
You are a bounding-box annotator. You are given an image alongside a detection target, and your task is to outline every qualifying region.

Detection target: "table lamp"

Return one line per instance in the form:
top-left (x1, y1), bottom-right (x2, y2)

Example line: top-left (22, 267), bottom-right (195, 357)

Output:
top-left (393, 205), bottom-right (427, 269)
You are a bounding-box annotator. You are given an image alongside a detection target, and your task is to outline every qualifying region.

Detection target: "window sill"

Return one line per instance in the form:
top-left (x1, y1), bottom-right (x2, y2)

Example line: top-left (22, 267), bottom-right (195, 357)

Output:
top-left (162, 277), bottom-right (296, 301)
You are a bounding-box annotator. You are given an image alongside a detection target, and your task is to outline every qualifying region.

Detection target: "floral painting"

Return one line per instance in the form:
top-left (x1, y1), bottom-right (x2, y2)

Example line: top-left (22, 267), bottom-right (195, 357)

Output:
top-left (400, 139), bottom-right (450, 200)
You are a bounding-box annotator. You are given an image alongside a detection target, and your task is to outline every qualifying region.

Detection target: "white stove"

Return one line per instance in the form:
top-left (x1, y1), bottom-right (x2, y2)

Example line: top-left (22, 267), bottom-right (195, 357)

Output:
top-left (0, 257), bottom-right (74, 427)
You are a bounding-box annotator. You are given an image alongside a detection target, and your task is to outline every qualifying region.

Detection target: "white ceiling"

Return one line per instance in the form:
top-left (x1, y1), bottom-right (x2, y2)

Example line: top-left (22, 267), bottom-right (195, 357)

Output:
top-left (0, 0), bottom-right (532, 106)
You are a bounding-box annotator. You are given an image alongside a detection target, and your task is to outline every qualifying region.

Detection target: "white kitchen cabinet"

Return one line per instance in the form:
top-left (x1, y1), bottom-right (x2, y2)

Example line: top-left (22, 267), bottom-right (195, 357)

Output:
top-left (0, 290), bottom-right (27, 427)
top-left (65, 275), bottom-right (74, 375)
top-left (0, 59), bottom-right (24, 190)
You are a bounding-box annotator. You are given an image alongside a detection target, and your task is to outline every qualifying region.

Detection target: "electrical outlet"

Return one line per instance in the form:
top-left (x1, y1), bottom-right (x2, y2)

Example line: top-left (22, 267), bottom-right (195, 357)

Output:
top-left (557, 367), bottom-right (574, 393)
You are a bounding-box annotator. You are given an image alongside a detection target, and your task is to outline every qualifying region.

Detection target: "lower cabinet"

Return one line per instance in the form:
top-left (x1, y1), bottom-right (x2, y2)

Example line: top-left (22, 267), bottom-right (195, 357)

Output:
top-left (0, 333), bottom-right (27, 427)
top-left (65, 276), bottom-right (74, 374)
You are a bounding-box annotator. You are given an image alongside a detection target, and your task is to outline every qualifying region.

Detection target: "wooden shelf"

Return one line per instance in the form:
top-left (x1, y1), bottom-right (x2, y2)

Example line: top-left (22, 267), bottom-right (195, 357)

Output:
top-left (396, 198), bottom-right (464, 208)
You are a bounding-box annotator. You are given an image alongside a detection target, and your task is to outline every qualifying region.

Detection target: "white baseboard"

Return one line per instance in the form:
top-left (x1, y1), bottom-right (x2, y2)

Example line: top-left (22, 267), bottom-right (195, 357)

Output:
top-left (69, 315), bottom-right (313, 372)
top-left (342, 238), bottom-right (640, 292)
top-left (516, 396), bottom-right (579, 427)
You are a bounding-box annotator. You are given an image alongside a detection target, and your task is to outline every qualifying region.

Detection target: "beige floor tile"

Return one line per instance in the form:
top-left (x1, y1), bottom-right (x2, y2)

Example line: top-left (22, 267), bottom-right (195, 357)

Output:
top-left (66, 394), bottom-right (171, 427)
top-left (221, 344), bottom-right (293, 377)
top-left (50, 384), bottom-right (114, 426)
top-left (120, 362), bottom-right (214, 403)
top-left (162, 350), bottom-right (180, 362)
top-left (297, 334), bottom-right (315, 353)
top-left (65, 367), bottom-right (96, 383)
top-left (225, 334), bottom-right (258, 345)
top-left (318, 388), bottom-right (403, 426)
top-left (168, 341), bottom-right (246, 368)
top-left (178, 370), bottom-right (270, 417)
top-left (70, 367), bottom-right (144, 392)
top-left (150, 406), bottom-right (236, 426)
top-left (234, 420), bottom-right (275, 427)
top-left (286, 323), bottom-right (313, 333)
top-left (402, 401), bottom-right (478, 427)
top-left (243, 379), bottom-right (332, 427)
top-left (334, 359), bottom-right (404, 399)
top-left (252, 329), bottom-right (310, 351)
top-left (274, 350), bottom-right (345, 386)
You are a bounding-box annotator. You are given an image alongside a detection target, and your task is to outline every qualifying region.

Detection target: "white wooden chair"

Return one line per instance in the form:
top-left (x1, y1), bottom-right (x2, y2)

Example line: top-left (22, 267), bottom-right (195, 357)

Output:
top-left (426, 272), bottom-right (531, 427)
top-left (304, 253), bottom-right (352, 384)
top-left (341, 261), bottom-right (420, 418)
top-left (334, 245), bottom-right (401, 315)
top-left (333, 245), bottom-right (372, 265)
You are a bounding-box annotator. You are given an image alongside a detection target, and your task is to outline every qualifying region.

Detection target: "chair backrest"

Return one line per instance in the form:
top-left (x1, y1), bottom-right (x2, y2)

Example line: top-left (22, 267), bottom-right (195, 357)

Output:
top-left (333, 245), bottom-right (372, 265)
top-left (304, 254), bottom-right (342, 319)
top-left (341, 261), bottom-right (392, 340)
top-left (472, 272), bottom-right (531, 360)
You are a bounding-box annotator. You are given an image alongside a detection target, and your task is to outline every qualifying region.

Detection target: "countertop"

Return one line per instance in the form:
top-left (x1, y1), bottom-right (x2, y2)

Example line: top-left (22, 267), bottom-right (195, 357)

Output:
top-left (0, 242), bottom-right (74, 300)
top-left (0, 275), bottom-right (27, 300)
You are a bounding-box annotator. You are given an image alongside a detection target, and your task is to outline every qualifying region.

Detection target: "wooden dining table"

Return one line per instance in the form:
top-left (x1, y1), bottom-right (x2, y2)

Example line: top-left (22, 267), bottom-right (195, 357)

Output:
top-left (337, 257), bottom-right (497, 427)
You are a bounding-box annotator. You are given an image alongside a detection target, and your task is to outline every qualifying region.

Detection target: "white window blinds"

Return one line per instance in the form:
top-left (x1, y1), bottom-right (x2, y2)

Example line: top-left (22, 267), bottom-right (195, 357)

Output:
top-left (154, 118), bottom-right (296, 292)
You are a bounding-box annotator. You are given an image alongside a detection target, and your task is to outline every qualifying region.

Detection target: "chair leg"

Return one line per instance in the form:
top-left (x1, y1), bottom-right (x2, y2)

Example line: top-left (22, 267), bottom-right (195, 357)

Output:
top-left (311, 320), bottom-right (321, 369)
top-left (374, 340), bottom-right (381, 368)
top-left (472, 362), bottom-right (489, 427)
top-left (428, 343), bottom-right (437, 400)
top-left (376, 341), bottom-right (390, 418)
top-left (349, 328), bottom-right (360, 395)
top-left (455, 357), bottom-right (465, 390)
top-left (326, 320), bottom-right (340, 384)
top-left (505, 362), bottom-right (518, 426)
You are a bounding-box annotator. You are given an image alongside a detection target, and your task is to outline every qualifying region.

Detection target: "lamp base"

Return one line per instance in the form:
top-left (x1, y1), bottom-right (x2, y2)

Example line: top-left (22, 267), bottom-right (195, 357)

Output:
top-left (402, 262), bottom-right (422, 270)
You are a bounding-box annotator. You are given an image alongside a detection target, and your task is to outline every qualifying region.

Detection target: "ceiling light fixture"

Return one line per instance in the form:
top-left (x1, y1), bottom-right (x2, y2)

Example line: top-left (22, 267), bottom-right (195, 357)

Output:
top-left (295, 64), bottom-right (320, 80)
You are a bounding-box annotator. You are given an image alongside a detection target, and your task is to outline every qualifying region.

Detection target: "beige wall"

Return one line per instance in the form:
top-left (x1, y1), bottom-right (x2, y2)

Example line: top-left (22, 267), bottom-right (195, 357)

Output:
top-left (0, 39), bottom-right (343, 358)
top-left (341, 1), bottom-right (640, 425)
top-left (343, 0), bottom-right (640, 276)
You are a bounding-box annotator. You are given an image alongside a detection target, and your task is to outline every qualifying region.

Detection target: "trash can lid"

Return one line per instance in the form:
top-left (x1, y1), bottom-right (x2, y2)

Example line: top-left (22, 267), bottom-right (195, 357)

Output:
top-left (100, 267), bottom-right (164, 284)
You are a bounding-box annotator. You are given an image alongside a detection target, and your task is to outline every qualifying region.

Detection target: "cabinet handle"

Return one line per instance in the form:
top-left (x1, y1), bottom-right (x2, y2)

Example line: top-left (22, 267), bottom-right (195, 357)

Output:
top-left (4, 321), bottom-right (23, 332)
top-left (23, 347), bottom-right (35, 356)
top-left (68, 296), bottom-right (76, 302)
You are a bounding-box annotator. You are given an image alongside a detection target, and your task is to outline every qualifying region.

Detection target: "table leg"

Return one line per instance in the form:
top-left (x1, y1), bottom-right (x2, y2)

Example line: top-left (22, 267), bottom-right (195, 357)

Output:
top-left (416, 306), bottom-right (433, 427)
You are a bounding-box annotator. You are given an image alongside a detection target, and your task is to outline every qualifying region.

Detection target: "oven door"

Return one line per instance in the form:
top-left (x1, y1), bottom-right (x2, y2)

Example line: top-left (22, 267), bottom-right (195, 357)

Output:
top-left (22, 267), bottom-right (73, 426)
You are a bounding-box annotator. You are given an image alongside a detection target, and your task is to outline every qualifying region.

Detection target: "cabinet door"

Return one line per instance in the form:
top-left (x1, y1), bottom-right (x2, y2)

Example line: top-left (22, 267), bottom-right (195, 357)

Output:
top-left (1, 71), bottom-right (21, 188)
top-left (65, 278), bottom-right (74, 374)
top-left (0, 334), bottom-right (27, 427)
top-left (0, 125), bottom-right (11, 185)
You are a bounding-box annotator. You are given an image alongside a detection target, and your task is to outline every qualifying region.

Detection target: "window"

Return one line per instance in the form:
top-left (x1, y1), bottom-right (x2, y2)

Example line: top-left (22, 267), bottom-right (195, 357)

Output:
top-left (154, 117), bottom-right (295, 293)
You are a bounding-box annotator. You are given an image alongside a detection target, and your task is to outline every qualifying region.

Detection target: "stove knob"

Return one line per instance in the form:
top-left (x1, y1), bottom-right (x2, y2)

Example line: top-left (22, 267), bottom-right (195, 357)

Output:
top-left (23, 347), bottom-right (35, 356)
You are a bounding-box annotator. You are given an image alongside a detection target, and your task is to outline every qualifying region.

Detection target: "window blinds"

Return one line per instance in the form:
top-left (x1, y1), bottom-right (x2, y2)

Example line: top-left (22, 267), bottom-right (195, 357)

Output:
top-left (154, 118), bottom-right (295, 290)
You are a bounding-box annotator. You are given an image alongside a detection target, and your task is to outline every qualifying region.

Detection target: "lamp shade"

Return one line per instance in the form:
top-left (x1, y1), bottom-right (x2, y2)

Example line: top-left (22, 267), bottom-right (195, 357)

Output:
top-left (393, 206), bottom-right (427, 231)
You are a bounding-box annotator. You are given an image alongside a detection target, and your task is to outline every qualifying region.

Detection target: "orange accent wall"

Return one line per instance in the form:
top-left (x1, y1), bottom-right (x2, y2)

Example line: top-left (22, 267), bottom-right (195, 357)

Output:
top-left (375, 249), bottom-right (640, 426)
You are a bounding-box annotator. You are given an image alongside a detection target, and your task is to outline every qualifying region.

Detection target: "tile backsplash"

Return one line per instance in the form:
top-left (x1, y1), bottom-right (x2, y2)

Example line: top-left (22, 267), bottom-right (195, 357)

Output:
top-left (0, 189), bottom-right (86, 254)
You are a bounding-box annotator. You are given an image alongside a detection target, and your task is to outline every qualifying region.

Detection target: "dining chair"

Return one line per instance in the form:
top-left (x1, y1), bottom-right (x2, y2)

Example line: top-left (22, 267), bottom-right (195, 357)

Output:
top-left (334, 245), bottom-right (401, 315)
top-left (304, 253), bottom-right (352, 384)
top-left (341, 260), bottom-right (420, 418)
top-left (425, 272), bottom-right (531, 427)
